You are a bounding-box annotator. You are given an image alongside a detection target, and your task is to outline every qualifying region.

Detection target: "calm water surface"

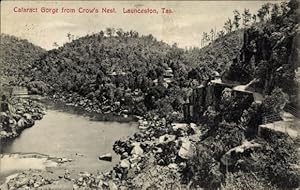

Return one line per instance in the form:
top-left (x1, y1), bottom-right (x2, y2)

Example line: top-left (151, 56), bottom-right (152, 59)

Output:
top-left (1, 102), bottom-right (138, 175)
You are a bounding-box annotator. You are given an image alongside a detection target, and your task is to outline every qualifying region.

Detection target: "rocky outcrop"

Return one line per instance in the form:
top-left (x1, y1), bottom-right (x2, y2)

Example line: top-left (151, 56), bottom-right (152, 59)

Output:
top-left (2, 171), bottom-right (53, 189)
top-left (220, 140), bottom-right (262, 166)
top-left (0, 98), bottom-right (46, 140)
top-left (183, 81), bottom-right (255, 123)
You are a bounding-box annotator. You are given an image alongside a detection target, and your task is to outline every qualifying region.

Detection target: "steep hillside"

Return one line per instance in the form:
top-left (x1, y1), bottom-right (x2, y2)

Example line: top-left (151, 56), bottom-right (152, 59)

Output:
top-left (0, 34), bottom-right (46, 85)
top-left (224, 0), bottom-right (299, 99)
top-left (29, 32), bottom-right (172, 86)
top-left (25, 32), bottom-right (191, 116)
top-left (23, 27), bottom-right (246, 116)
top-left (185, 30), bottom-right (243, 72)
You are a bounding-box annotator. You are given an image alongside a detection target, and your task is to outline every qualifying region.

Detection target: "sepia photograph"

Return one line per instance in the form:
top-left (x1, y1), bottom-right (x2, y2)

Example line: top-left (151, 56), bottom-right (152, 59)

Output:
top-left (0, 0), bottom-right (299, 189)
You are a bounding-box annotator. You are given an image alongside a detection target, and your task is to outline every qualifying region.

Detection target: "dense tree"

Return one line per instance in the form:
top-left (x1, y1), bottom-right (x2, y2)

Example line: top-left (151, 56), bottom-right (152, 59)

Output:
top-left (224, 18), bottom-right (233, 33)
top-left (217, 30), bottom-right (225, 38)
top-left (105, 28), bottom-right (115, 37)
top-left (67, 32), bottom-right (72, 41)
top-left (242, 9), bottom-right (252, 27)
top-left (257, 3), bottom-right (271, 22)
top-left (52, 42), bottom-right (59, 48)
top-left (201, 32), bottom-right (210, 47)
top-left (252, 14), bottom-right (257, 23)
top-left (210, 28), bottom-right (216, 42)
top-left (271, 3), bottom-right (280, 22)
top-left (233, 10), bottom-right (241, 30)
top-left (262, 87), bottom-right (289, 115)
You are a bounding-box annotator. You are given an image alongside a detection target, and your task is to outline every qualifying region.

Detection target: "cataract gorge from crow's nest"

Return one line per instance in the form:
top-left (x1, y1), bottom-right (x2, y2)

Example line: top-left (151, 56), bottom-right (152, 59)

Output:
top-left (1, 1), bottom-right (300, 189)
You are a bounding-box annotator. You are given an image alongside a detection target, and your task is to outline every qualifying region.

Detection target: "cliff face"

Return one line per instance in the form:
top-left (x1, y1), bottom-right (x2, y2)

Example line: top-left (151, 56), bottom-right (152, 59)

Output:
top-left (185, 0), bottom-right (300, 122)
top-left (223, 0), bottom-right (299, 98)
top-left (183, 81), bottom-right (254, 123)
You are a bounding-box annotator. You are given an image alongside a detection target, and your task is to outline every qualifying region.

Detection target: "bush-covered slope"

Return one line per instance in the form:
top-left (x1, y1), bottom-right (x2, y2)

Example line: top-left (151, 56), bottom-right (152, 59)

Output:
top-left (0, 34), bottom-right (46, 84)
top-left (23, 28), bottom-right (245, 116)
top-left (30, 33), bottom-right (172, 88)
top-left (25, 32), bottom-right (190, 116)
top-left (184, 30), bottom-right (243, 72)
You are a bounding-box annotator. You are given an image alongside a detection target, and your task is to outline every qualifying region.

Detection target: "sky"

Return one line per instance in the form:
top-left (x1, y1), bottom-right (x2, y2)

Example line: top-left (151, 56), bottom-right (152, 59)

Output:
top-left (1, 1), bottom-right (279, 50)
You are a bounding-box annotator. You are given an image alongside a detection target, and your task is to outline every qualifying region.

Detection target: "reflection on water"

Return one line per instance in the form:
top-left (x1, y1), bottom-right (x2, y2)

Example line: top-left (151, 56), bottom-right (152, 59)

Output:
top-left (1, 101), bottom-right (138, 174)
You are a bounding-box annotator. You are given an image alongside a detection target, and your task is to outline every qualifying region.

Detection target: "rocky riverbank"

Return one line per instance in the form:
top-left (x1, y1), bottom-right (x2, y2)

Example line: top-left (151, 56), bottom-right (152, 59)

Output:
top-left (51, 91), bottom-right (135, 117)
top-left (1, 114), bottom-right (201, 189)
top-left (0, 97), bottom-right (46, 140)
top-left (1, 96), bottom-right (299, 189)
top-left (0, 153), bottom-right (74, 190)
top-left (2, 111), bottom-right (299, 189)
top-left (110, 118), bottom-right (202, 189)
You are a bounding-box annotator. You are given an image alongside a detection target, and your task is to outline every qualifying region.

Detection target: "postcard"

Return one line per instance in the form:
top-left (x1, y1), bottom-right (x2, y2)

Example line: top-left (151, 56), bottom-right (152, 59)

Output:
top-left (1, 0), bottom-right (299, 189)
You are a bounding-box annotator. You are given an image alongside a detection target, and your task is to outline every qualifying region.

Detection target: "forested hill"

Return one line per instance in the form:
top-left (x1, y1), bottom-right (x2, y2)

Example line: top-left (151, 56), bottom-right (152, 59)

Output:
top-left (31, 32), bottom-right (173, 82)
top-left (22, 27), bottom-right (245, 116)
top-left (26, 28), bottom-right (245, 91)
top-left (0, 29), bottom-right (243, 95)
top-left (25, 31), bottom-right (187, 116)
top-left (0, 34), bottom-right (46, 84)
top-left (28, 32), bottom-right (185, 94)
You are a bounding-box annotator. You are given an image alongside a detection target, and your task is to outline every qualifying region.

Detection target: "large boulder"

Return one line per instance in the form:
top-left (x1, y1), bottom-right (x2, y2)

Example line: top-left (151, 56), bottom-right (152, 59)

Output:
top-left (120, 159), bottom-right (130, 169)
top-left (221, 140), bottom-right (262, 166)
top-left (178, 138), bottom-right (195, 159)
top-left (131, 143), bottom-right (143, 156)
top-left (32, 113), bottom-right (42, 120)
top-left (23, 113), bottom-right (32, 120)
top-left (99, 153), bottom-right (112, 162)
top-left (0, 113), bottom-right (12, 131)
top-left (172, 123), bottom-right (188, 131)
top-left (0, 130), bottom-right (8, 137)
top-left (0, 112), bottom-right (8, 120)
top-left (108, 180), bottom-right (118, 190)
top-left (158, 134), bottom-right (176, 144)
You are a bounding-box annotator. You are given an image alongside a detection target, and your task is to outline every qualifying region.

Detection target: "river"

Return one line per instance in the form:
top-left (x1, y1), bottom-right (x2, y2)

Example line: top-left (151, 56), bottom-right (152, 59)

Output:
top-left (0, 101), bottom-right (138, 183)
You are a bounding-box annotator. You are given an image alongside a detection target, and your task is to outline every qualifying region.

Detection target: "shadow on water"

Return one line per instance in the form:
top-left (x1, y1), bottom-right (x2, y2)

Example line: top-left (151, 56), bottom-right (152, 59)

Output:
top-left (41, 98), bottom-right (138, 123)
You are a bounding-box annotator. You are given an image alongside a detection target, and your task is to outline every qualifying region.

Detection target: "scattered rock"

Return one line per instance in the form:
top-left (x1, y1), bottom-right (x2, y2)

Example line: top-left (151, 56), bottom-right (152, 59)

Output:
top-left (99, 153), bottom-right (112, 162)
top-left (79, 171), bottom-right (91, 177)
top-left (108, 180), bottom-right (118, 190)
top-left (168, 163), bottom-right (179, 170)
top-left (57, 157), bottom-right (72, 163)
top-left (121, 152), bottom-right (129, 159)
top-left (158, 134), bottom-right (176, 144)
top-left (23, 113), bottom-right (32, 120)
top-left (120, 159), bottom-right (130, 169)
top-left (178, 138), bottom-right (195, 159)
top-left (131, 143), bottom-right (144, 156)
top-left (153, 147), bottom-right (163, 153)
top-left (75, 153), bottom-right (84, 157)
